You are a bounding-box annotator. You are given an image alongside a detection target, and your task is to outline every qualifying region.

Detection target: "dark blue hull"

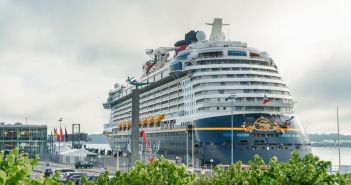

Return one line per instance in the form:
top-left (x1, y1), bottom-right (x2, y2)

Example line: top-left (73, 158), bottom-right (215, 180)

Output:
top-left (193, 113), bottom-right (311, 165)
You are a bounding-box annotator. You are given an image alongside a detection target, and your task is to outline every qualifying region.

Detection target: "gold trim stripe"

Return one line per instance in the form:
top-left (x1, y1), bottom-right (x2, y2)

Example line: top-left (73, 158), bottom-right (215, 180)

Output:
top-left (191, 127), bottom-right (300, 132)
top-left (193, 127), bottom-right (245, 131)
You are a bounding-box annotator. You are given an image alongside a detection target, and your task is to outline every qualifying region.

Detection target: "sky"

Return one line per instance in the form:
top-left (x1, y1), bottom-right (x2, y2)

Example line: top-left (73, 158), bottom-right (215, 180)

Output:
top-left (0, 0), bottom-right (350, 134)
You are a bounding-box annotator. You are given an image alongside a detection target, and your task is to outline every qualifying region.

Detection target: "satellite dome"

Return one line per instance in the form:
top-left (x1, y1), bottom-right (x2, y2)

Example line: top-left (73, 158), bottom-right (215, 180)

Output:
top-left (114, 83), bottom-right (120, 89)
top-left (196, 31), bottom-right (206, 41)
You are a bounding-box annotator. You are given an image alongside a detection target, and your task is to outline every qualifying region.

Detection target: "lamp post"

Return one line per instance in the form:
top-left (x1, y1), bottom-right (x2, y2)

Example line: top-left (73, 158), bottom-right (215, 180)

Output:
top-left (225, 94), bottom-right (236, 164)
top-left (58, 118), bottom-right (62, 154)
top-left (116, 145), bottom-right (120, 171)
top-left (186, 130), bottom-right (189, 168)
top-left (210, 158), bottom-right (214, 176)
top-left (176, 156), bottom-right (179, 164)
top-left (191, 123), bottom-right (195, 170)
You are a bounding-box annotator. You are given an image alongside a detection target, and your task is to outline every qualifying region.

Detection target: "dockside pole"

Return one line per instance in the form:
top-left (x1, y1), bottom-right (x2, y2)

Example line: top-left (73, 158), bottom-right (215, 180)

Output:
top-left (130, 89), bottom-right (140, 167)
top-left (337, 106), bottom-right (341, 172)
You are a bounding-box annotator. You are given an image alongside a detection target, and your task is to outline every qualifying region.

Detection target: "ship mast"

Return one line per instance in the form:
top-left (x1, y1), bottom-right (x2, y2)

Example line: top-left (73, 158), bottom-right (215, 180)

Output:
top-left (206, 18), bottom-right (229, 41)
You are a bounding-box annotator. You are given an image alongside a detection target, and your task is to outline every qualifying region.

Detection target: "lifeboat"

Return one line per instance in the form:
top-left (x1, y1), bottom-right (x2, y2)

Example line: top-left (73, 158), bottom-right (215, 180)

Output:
top-left (127, 121), bottom-right (131, 129)
top-left (148, 116), bottom-right (155, 127)
top-left (118, 124), bottom-right (122, 130)
top-left (156, 114), bottom-right (165, 126)
top-left (139, 119), bottom-right (142, 127)
top-left (142, 117), bottom-right (148, 127)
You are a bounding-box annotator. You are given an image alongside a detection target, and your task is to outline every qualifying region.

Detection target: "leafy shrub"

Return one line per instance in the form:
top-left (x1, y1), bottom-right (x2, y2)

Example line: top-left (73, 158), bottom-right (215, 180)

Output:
top-left (0, 148), bottom-right (350, 185)
top-left (195, 151), bottom-right (351, 185)
top-left (87, 156), bottom-right (195, 185)
top-left (0, 148), bottom-right (43, 185)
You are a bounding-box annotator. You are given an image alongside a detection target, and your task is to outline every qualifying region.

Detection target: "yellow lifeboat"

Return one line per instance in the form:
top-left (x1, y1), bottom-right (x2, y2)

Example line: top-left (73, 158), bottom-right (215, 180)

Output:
top-left (127, 120), bottom-right (131, 129)
top-left (148, 116), bottom-right (155, 127)
top-left (156, 114), bottom-right (165, 126)
top-left (118, 124), bottom-right (122, 130)
top-left (142, 117), bottom-right (148, 127)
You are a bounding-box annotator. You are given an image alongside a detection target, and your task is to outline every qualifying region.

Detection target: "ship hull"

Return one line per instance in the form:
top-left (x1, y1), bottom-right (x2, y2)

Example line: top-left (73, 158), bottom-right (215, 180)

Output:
top-left (106, 113), bottom-right (311, 166)
top-left (193, 113), bottom-right (311, 164)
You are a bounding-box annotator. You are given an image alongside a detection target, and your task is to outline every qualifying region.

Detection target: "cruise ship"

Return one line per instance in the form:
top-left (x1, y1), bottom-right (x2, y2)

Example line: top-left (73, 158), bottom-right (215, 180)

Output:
top-left (103, 18), bottom-right (311, 166)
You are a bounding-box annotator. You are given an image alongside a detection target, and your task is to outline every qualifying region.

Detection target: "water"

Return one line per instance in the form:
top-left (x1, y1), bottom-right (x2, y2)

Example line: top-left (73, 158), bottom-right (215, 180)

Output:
top-left (312, 147), bottom-right (351, 165)
top-left (82, 144), bottom-right (351, 165)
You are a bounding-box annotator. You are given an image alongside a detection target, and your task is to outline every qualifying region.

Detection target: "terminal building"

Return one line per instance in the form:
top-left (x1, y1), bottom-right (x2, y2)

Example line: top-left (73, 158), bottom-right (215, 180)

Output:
top-left (0, 122), bottom-right (47, 160)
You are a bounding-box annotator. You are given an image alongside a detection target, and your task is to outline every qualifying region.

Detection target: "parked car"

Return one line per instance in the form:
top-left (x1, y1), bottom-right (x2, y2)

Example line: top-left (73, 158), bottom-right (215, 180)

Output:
top-left (86, 175), bottom-right (99, 181)
top-left (75, 161), bottom-right (93, 169)
top-left (68, 173), bottom-right (87, 185)
top-left (44, 168), bottom-right (75, 177)
top-left (61, 172), bottom-right (87, 183)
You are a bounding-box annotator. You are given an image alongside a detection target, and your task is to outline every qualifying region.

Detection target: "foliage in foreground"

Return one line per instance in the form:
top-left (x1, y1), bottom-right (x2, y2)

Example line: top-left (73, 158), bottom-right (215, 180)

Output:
top-left (196, 152), bottom-right (351, 185)
top-left (0, 148), bottom-right (43, 185)
top-left (1, 148), bottom-right (351, 185)
top-left (88, 157), bottom-right (196, 185)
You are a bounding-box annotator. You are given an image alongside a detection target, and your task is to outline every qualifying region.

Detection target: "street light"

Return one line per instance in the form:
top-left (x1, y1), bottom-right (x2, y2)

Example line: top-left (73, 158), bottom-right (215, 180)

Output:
top-left (210, 158), bottom-right (214, 176)
top-left (176, 156), bottom-right (179, 164)
top-left (116, 145), bottom-right (120, 171)
top-left (186, 124), bottom-right (195, 170)
top-left (225, 94), bottom-right (236, 164)
top-left (186, 129), bottom-right (189, 168)
top-left (192, 123), bottom-right (194, 170)
top-left (58, 118), bottom-right (63, 154)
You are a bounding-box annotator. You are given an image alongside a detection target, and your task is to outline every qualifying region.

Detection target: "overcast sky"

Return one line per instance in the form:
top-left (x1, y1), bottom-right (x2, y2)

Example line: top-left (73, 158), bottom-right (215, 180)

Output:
top-left (0, 0), bottom-right (350, 134)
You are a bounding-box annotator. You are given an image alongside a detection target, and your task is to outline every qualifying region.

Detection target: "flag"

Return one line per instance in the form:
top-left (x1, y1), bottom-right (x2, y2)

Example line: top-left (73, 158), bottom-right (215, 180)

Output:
top-left (65, 127), bottom-right (68, 142)
top-left (140, 130), bottom-right (151, 152)
top-left (262, 93), bottom-right (271, 104)
top-left (54, 128), bottom-right (58, 141)
top-left (60, 127), bottom-right (64, 142)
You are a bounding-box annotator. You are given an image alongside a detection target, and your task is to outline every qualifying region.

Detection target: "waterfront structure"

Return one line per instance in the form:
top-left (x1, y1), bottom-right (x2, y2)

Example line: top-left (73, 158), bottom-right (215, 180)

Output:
top-left (103, 18), bottom-right (311, 166)
top-left (0, 122), bottom-right (47, 159)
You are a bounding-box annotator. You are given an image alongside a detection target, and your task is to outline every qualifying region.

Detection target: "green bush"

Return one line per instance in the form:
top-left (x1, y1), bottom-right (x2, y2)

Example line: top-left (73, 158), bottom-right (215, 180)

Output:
top-left (91, 156), bottom-right (195, 185)
top-left (0, 148), bottom-right (42, 185)
top-left (195, 151), bottom-right (351, 185)
top-left (1, 148), bottom-right (350, 185)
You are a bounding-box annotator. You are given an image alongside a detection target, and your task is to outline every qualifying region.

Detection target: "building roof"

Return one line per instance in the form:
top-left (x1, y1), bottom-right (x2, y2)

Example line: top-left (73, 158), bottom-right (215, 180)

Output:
top-left (0, 123), bottom-right (47, 128)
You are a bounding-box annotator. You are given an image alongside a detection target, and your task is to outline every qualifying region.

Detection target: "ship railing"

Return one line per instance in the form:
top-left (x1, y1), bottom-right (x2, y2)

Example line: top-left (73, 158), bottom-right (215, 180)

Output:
top-left (198, 99), bottom-right (292, 104)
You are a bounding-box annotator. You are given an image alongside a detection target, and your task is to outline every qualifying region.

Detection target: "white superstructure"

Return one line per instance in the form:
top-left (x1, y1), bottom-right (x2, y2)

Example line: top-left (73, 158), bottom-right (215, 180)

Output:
top-left (103, 18), bottom-right (294, 135)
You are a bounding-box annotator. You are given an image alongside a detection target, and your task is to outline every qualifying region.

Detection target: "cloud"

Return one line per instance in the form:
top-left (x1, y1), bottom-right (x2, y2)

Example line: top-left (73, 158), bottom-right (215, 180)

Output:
top-left (0, 0), bottom-right (351, 135)
top-left (292, 54), bottom-right (351, 134)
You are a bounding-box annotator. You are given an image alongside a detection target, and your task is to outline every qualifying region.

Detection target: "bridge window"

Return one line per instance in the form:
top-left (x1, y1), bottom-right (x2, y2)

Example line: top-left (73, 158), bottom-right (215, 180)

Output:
top-left (176, 53), bottom-right (190, 60)
top-left (198, 51), bottom-right (223, 58)
top-left (170, 62), bottom-right (183, 72)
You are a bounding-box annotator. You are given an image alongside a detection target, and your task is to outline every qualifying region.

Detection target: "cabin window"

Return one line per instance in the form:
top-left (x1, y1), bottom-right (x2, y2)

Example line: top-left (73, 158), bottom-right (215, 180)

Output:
top-left (228, 50), bottom-right (247, 56)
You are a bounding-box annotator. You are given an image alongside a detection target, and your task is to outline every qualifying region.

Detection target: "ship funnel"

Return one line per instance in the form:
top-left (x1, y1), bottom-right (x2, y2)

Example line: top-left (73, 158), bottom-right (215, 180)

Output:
top-left (206, 18), bottom-right (229, 41)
